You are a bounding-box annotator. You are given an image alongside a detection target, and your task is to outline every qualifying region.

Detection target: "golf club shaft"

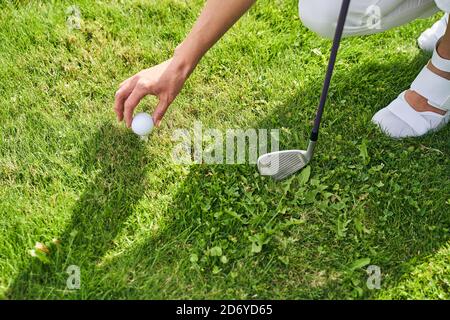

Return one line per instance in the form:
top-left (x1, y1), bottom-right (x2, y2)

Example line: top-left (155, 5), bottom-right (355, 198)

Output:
top-left (310, 0), bottom-right (351, 142)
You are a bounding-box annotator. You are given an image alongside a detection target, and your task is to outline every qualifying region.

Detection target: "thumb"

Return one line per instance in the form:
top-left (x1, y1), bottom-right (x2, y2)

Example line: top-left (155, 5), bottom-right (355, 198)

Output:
top-left (152, 98), bottom-right (170, 127)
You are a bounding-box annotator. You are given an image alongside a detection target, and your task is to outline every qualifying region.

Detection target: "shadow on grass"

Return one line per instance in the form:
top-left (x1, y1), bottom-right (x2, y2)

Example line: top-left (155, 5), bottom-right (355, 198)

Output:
top-left (88, 51), bottom-right (449, 299)
top-left (7, 51), bottom-right (450, 299)
top-left (7, 123), bottom-right (148, 299)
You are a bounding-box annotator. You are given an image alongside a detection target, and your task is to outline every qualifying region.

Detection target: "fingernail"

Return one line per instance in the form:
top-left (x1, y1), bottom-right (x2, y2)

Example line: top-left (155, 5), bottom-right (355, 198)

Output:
top-left (156, 120), bottom-right (161, 127)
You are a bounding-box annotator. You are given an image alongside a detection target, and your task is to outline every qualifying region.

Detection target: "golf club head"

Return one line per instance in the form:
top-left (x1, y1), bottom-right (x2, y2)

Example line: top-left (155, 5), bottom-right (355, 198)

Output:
top-left (257, 140), bottom-right (316, 181)
top-left (257, 150), bottom-right (309, 181)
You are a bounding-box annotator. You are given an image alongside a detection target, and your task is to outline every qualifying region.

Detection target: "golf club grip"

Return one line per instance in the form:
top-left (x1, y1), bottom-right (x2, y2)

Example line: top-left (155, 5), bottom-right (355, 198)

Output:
top-left (310, 0), bottom-right (350, 142)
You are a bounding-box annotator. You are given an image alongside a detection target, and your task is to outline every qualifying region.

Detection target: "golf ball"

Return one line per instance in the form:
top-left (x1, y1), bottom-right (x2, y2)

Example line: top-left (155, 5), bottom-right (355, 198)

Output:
top-left (131, 112), bottom-right (154, 137)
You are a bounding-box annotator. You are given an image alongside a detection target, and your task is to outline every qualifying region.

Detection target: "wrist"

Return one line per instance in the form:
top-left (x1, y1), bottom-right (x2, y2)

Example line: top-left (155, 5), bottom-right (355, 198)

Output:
top-left (172, 54), bottom-right (196, 79)
top-left (173, 38), bottom-right (205, 76)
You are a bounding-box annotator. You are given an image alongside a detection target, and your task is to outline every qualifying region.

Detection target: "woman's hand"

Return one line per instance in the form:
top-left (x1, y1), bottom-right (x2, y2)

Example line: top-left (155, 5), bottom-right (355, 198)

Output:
top-left (114, 58), bottom-right (191, 128)
top-left (114, 0), bottom-right (256, 128)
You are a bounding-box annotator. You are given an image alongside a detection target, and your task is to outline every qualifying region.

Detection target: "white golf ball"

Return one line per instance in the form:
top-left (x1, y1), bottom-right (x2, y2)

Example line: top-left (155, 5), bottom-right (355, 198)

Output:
top-left (131, 112), bottom-right (154, 137)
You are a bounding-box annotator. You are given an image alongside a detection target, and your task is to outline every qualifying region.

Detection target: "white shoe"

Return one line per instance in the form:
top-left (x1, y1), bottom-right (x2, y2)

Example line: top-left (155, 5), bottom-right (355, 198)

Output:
top-left (372, 41), bottom-right (450, 138)
top-left (418, 14), bottom-right (448, 52)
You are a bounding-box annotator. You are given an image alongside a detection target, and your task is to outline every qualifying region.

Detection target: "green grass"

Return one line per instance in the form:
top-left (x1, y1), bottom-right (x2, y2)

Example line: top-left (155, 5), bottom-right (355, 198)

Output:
top-left (1, 0), bottom-right (449, 300)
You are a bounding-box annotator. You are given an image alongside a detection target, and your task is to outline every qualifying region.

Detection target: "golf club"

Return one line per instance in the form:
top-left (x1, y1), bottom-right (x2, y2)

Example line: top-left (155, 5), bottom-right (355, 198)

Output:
top-left (257, 0), bottom-right (351, 181)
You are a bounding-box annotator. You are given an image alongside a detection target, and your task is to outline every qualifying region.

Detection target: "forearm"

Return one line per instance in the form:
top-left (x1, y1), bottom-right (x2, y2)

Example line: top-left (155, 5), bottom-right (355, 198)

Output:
top-left (173, 0), bottom-right (256, 74)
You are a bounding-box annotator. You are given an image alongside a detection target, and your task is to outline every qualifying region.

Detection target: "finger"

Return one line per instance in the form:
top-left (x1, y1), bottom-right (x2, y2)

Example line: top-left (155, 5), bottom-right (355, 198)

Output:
top-left (123, 86), bottom-right (149, 127)
top-left (114, 80), bottom-right (134, 122)
top-left (152, 98), bottom-right (170, 127)
top-left (119, 79), bottom-right (128, 87)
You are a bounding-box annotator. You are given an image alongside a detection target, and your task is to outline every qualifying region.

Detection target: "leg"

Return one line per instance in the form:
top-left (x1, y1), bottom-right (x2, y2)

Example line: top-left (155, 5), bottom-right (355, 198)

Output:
top-left (413, 0), bottom-right (450, 51)
top-left (418, 13), bottom-right (448, 51)
top-left (298, 0), bottom-right (438, 39)
top-left (373, 20), bottom-right (450, 138)
top-left (407, 22), bottom-right (450, 115)
top-left (436, 20), bottom-right (450, 59)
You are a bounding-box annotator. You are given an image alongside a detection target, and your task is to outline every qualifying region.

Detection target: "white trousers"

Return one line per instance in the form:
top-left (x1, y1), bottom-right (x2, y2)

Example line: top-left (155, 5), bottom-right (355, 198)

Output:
top-left (299, 0), bottom-right (450, 38)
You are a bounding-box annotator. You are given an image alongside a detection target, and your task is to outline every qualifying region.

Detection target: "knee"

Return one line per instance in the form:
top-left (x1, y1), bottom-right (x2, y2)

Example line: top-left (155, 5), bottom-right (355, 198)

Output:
top-left (298, 0), bottom-right (343, 39)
